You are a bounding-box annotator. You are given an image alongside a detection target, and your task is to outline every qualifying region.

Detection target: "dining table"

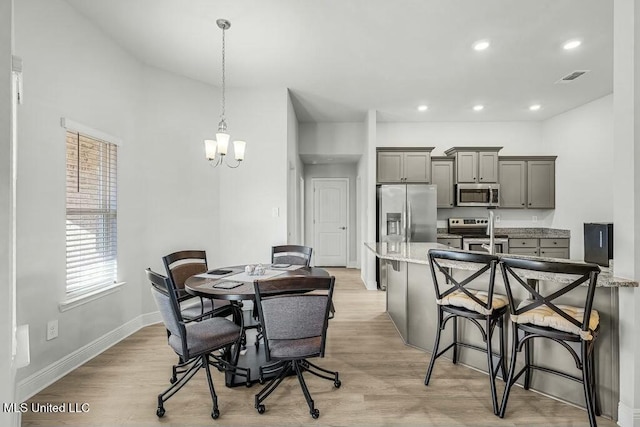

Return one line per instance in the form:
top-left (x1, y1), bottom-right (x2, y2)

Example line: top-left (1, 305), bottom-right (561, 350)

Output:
top-left (184, 264), bottom-right (330, 387)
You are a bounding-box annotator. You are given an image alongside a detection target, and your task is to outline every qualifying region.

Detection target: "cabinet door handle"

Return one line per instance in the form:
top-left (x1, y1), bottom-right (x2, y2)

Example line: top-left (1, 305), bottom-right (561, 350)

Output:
top-left (528, 203), bottom-right (532, 206)
top-left (521, 203), bottom-right (525, 206)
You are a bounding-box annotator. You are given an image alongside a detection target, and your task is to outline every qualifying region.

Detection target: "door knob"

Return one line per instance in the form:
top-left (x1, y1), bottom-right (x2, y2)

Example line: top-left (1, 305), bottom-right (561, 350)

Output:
top-left (339, 226), bottom-right (347, 230)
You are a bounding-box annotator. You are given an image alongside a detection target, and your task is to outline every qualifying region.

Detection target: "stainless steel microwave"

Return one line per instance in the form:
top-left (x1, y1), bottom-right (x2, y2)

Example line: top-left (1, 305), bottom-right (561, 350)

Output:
top-left (455, 183), bottom-right (500, 207)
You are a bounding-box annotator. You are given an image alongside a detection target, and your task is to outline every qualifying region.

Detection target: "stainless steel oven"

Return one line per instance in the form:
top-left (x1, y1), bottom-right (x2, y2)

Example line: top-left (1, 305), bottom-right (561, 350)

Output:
top-left (448, 217), bottom-right (509, 254)
top-left (456, 183), bottom-right (500, 207)
top-left (463, 237), bottom-right (509, 254)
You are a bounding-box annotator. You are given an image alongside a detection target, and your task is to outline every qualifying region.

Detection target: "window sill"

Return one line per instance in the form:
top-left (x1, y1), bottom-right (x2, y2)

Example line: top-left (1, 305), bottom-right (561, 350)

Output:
top-left (59, 282), bottom-right (126, 312)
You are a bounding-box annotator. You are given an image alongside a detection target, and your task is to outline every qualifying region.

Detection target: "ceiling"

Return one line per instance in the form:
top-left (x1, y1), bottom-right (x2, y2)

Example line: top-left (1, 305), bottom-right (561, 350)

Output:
top-left (65, 0), bottom-right (613, 123)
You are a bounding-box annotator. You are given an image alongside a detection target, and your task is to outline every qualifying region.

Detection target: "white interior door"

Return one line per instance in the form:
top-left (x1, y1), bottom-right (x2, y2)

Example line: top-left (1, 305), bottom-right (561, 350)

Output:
top-left (313, 179), bottom-right (348, 266)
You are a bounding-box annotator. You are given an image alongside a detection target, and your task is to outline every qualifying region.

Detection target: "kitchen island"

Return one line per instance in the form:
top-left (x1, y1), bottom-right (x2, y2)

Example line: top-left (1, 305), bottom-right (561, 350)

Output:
top-left (365, 241), bottom-right (638, 420)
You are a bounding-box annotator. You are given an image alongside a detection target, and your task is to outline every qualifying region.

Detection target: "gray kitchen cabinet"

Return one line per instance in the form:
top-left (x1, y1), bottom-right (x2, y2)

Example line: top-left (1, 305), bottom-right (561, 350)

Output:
top-left (509, 237), bottom-right (569, 259)
top-left (377, 148), bottom-right (434, 184)
top-left (444, 147), bottom-right (502, 183)
top-left (499, 156), bottom-right (557, 209)
top-left (508, 247), bottom-right (539, 256)
top-left (539, 247), bottom-right (570, 259)
top-left (499, 160), bottom-right (527, 208)
top-left (431, 157), bottom-right (455, 208)
top-left (377, 151), bottom-right (403, 183)
top-left (437, 237), bottom-right (462, 248)
top-left (528, 160), bottom-right (555, 208)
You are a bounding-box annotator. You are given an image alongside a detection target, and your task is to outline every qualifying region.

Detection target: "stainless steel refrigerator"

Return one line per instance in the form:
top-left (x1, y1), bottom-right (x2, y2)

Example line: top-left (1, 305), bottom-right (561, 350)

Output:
top-left (376, 184), bottom-right (438, 290)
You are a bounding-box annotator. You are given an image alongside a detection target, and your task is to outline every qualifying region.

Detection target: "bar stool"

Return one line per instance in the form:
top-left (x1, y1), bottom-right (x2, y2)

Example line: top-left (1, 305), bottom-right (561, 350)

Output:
top-left (499, 256), bottom-right (601, 427)
top-left (424, 249), bottom-right (508, 415)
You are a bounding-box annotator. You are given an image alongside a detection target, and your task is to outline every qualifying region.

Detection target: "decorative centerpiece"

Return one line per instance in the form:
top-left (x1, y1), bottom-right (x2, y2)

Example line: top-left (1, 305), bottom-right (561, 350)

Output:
top-left (245, 264), bottom-right (266, 276)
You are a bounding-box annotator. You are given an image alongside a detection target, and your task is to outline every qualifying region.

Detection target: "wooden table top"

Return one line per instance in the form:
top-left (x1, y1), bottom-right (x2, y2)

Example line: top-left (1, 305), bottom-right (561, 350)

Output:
top-left (184, 265), bottom-right (329, 301)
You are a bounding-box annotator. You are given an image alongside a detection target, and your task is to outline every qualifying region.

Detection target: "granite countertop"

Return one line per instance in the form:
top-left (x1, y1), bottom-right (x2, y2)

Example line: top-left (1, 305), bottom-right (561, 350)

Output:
top-left (436, 227), bottom-right (571, 239)
top-left (365, 242), bottom-right (638, 288)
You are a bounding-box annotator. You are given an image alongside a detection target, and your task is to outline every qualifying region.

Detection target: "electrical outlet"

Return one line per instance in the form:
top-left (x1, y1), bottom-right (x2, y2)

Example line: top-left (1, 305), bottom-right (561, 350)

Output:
top-left (532, 216), bottom-right (538, 223)
top-left (495, 215), bottom-right (501, 223)
top-left (46, 320), bottom-right (58, 341)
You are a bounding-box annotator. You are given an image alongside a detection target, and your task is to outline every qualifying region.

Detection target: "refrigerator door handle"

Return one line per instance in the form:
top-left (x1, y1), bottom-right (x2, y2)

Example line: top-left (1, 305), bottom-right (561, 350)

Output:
top-left (407, 200), bottom-right (412, 242)
top-left (401, 204), bottom-right (407, 241)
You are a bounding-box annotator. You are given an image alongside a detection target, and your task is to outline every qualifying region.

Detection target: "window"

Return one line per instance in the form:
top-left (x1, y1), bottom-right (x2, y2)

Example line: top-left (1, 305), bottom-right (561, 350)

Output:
top-left (65, 130), bottom-right (118, 295)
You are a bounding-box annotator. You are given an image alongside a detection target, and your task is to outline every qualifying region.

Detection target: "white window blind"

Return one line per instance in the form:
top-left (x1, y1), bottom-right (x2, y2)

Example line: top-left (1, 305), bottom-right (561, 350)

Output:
top-left (66, 130), bottom-right (118, 294)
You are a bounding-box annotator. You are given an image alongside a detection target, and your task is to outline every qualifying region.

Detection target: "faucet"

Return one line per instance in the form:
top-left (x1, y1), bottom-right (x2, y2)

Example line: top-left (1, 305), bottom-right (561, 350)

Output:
top-left (481, 209), bottom-right (496, 254)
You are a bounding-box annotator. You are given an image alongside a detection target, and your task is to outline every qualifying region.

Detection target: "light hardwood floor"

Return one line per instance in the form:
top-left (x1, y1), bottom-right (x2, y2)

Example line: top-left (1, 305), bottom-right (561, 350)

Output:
top-left (23, 268), bottom-right (615, 426)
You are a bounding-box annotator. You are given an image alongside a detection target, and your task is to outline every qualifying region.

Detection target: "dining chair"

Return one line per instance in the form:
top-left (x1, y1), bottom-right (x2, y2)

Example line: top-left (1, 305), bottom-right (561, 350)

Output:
top-left (146, 269), bottom-right (249, 420)
top-left (251, 245), bottom-right (321, 349)
top-left (253, 275), bottom-right (340, 419)
top-left (271, 245), bottom-right (313, 267)
top-left (499, 256), bottom-right (601, 427)
top-left (424, 249), bottom-right (508, 415)
top-left (162, 250), bottom-right (233, 321)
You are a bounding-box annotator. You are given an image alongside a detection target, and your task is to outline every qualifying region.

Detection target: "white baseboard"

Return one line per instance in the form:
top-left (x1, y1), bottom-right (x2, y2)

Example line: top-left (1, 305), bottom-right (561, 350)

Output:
top-left (364, 280), bottom-right (378, 290)
top-left (618, 401), bottom-right (640, 427)
top-left (16, 311), bottom-right (161, 402)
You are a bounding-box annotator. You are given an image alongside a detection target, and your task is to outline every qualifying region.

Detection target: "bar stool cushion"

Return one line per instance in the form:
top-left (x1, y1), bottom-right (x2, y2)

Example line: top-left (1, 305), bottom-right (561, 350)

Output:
top-left (436, 289), bottom-right (508, 315)
top-left (512, 300), bottom-right (599, 340)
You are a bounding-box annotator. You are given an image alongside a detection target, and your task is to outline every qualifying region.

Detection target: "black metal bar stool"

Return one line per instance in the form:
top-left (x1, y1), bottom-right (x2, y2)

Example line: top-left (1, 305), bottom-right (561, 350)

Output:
top-left (499, 256), bottom-right (601, 427)
top-left (424, 249), bottom-right (508, 415)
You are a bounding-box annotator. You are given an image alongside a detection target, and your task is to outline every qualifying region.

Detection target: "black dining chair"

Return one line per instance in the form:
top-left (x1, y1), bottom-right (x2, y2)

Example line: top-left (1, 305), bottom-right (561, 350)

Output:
top-left (146, 268), bottom-right (250, 420)
top-left (251, 245), bottom-right (322, 349)
top-left (271, 245), bottom-right (313, 266)
top-left (424, 249), bottom-right (508, 415)
top-left (253, 275), bottom-right (340, 419)
top-left (499, 256), bottom-right (601, 427)
top-left (163, 250), bottom-right (233, 321)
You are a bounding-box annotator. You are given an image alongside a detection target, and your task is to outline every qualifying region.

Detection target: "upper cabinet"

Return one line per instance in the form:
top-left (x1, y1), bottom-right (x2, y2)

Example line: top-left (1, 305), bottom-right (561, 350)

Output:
top-left (431, 156), bottom-right (455, 208)
top-left (377, 148), bottom-right (434, 183)
top-left (498, 156), bottom-right (556, 209)
top-left (444, 147), bottom-right (502, 183)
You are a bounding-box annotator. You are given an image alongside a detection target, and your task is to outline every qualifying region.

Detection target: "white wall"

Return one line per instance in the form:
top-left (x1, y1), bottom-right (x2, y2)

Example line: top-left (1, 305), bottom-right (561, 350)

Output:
top-left (217, 87), bottom-right (289, 266)
top-left (138, 65), bottom-right (222, 312)
top-left (541, 95), bottom-right (614, 260)
top-left (14, 0), bottom-right (292, 392)
top-left (1, 0), bottom-right (16, 424)
top-left (377, 121), bottom-right (544, 155)
top-left (613, 1), bottom-right (640, 425)
top-left (14, 0), bottom-right (144, 381)
top-left (304, 163), bottom-right (358, 266)
top-left (286, 90), bottom-right (303, 245)
top-left (299, 122), bottom-right (365, 155)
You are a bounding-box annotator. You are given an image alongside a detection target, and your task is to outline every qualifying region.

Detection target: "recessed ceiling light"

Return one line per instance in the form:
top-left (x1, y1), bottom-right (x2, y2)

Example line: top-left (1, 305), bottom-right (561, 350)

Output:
top-left (529, 104), bottom-right (541, 111)
top-left (473, 40), bottom-right (490, 51)
top-left (563, 39), bottom-right (582, 50)
top-left (417, 105), bottom-right (429, 112)
top-left (473, 105), bottom-right (484, 111)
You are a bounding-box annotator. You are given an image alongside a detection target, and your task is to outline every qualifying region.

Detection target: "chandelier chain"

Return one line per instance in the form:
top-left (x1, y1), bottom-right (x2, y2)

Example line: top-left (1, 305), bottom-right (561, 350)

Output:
top-left (220, 26), bottom-right (226, 122)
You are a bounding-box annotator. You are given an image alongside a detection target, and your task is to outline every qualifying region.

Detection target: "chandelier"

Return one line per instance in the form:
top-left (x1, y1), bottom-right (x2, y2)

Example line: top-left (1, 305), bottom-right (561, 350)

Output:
top-left (204, 19), bottom-right (245, 168)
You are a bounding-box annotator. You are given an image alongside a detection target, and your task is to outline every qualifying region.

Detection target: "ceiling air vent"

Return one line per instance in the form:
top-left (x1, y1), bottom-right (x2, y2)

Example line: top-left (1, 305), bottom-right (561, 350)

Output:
top-left (555, 70), bottom-right (590, 84)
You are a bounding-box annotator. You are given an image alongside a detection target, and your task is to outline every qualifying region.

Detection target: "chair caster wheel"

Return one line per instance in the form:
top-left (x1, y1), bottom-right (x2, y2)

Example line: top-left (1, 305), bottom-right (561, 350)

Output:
top-left (211, 409), bottom-right (220, 419)
top-left (257, 404), bottom-right (266, 414)
top-left (169, 376), bottom-right (177, 384)
top-left (156, 407), bottom-right (165, 418)
top-left (334, 379), bottom-right (341, 388)
top-left (311, 409), bottom-right (320, 419)
top-left (246, 381), bottom-right (252, 388)
top-left (259, 376), bottom-right (265, 385)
